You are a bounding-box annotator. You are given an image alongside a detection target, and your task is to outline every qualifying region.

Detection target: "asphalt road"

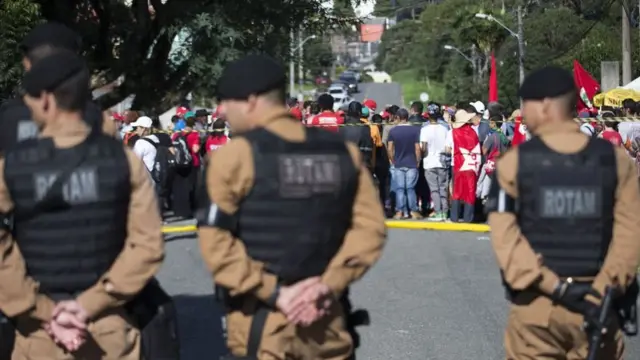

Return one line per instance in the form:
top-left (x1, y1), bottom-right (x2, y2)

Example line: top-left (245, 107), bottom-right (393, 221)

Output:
top-left (352, 82), bottom-right (404, 108)
top-left (158, 228), bottom-right (640, 360)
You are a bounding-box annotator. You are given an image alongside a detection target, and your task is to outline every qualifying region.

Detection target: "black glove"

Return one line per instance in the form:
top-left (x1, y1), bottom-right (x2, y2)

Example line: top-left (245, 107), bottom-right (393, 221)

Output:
top-left (551, 281), bottom-right (602, 321)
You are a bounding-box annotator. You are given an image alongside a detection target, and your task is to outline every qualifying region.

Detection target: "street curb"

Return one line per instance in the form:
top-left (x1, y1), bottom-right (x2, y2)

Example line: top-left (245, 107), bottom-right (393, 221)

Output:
top-left (385, 220), bottom-right (490, 232)
top-left (162, 221), bottom-right (491, 234)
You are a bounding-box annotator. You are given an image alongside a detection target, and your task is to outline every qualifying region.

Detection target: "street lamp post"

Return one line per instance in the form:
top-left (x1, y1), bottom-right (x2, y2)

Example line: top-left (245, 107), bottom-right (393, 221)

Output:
top-left (443, 44), bottom-right (477, 83)
top-left (475, 7), bottom-right (525, 85)
top-left (289, 32), bottom-right (317, 99)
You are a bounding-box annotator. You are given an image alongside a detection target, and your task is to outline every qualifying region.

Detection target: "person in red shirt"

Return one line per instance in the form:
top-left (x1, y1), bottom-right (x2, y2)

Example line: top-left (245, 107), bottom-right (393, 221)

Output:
top-left (599, 119), bottom-right (623, 146)
top-left (308, 94), bottom-right (344, 132)
top-left (205, 118), bottom-right (229, 154)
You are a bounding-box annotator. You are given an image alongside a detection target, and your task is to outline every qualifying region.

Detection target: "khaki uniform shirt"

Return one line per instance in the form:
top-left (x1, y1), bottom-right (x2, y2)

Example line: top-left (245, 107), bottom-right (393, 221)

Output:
top-left (198, 108), bottom-right (387, 301)
top-left (490, 121), bottom-right (640, 300)
top-left (0, 120), bottom-right (164, 322)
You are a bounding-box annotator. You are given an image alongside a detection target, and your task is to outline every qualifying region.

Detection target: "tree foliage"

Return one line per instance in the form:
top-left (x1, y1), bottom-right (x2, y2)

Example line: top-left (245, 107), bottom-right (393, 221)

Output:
top-left (0, 0), bottom-right (358, 112)
top-left (0, 0), bottom-right (42, 102)
top-left (376, 0), bottom-right (637, 107)
top-left (303, 36), bottom-right (334, 76)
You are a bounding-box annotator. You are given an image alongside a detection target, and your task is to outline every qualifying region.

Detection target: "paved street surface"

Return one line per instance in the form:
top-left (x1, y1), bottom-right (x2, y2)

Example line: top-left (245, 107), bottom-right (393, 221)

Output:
top-left (159, 227), bottom-right (640, 359)
top-left (352, 82), bottom-right (404, 108)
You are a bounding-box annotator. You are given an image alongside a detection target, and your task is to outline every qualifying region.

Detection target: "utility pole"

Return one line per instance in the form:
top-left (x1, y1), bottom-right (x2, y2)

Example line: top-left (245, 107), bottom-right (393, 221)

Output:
top-left (298, 29), bottom-right (304, 100)
top-left (516, 5), bottom-right (525, 85)
top-left (622, 0), bottom-right (632, 85)
top-left (471, 44), bottom-right (478, 84)
top-left (289, 29), bottom-right (295, 98)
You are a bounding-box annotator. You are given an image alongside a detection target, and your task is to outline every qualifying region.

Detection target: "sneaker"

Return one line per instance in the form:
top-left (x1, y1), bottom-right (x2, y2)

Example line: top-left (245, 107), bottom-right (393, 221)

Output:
top-left (427, 212), bottom-right (440, 221)
top-left (393, 212), bottom-right (404, 219)
top-left (410, 211), bottom-right (423, 220)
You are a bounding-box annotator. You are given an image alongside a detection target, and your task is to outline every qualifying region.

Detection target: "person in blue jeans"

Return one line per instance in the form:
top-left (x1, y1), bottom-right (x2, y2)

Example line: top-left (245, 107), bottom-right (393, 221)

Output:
top-left (387, 108), bottom-right (423, 219)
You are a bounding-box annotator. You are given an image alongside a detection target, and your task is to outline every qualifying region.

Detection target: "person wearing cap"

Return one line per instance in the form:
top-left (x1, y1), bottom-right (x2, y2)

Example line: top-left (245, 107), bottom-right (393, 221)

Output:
top-left (130, 116), bottom-right (157, 171)
top-left (307, 94), bottom-right (343, 132)
top-left (198, 54), bottom-right (385, 359)
top-left (0, 50), bottom-right (164, 359)
top-left (363, 99), bottom-right (377, 113)
top-left (466, 101), bottom-right (490, 144)
top-left (0, 22), bottom-right (118, 156)
top-left (444, 110), bottom-right (481, 223)
top-left (485, 66), bottom-right (640, 359)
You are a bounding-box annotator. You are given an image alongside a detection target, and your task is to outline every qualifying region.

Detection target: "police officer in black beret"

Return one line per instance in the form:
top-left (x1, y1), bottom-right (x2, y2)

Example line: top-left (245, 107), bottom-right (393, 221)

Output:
top-left (197, 54), bottom-right (386, 359)
top-left (0, 50), bottom-right (164, 359)
top-left (0, 22), bottom-right (118, 156)
top-left (486, 66), bottom-right (640, 359)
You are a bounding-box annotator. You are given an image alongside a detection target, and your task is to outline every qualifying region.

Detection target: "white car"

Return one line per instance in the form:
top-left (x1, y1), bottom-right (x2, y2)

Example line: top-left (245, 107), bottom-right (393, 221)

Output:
top-left (328, 83), bottom-right (348, 92)
top-left (330, 93), bottom-right (352, 112)
top-left (328, 87), bottom-right (348, 99)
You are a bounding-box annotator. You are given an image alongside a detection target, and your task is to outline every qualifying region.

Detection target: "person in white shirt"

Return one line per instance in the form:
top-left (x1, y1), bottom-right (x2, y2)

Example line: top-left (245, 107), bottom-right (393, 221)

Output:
top-left (131, 116), bottom-right (157, 172)
top-left (420, 118), bottom-right (449, 221)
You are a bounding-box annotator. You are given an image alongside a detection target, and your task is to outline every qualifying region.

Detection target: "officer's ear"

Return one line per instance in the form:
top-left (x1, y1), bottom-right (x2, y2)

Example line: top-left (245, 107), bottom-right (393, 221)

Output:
top-left (247, 94), bottom-right (259, 112)
top-left (42, 92), bottom-right (54, 113)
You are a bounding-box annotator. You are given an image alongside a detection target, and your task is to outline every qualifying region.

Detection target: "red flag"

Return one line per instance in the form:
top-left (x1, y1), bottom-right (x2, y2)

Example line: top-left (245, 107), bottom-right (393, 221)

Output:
top-left (489, 52), bottom-right (498, 102)
top-left (452, 125), bottom-right (481, 205)
top-left (572, 60), bottom-right (599, 113)
top-left (512, 116), bottom-right (527, 147)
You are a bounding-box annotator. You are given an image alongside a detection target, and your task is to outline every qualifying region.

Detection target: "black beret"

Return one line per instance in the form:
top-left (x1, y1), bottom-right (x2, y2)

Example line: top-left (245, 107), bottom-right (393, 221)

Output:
top-left (518, 66), bottom-right (576, 101)
top-left (20, 22), bottom-right (81, 54)
top-left (217, 54), bottom-right (286, 101)
top-left (23, 51), bottom-right (87, 97)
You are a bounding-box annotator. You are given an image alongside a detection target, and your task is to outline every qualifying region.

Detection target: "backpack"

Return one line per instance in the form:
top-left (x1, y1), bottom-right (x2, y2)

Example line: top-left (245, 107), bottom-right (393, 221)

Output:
top-left (141, 138), bottom-right (175, 199)
top-left (172, 133), bottom-right (193, 168)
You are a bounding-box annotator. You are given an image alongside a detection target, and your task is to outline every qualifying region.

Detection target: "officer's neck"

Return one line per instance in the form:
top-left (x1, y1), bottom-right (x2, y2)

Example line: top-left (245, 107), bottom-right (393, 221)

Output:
top-left (40, 111), bottom-right (87, 138)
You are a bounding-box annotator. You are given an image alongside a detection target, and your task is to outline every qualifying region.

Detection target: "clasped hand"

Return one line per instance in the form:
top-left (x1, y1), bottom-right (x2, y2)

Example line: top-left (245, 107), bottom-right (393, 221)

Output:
top-left (276, 277), bottom-right (334, 327)
top-left (43, 300), bottom-right (89, 352)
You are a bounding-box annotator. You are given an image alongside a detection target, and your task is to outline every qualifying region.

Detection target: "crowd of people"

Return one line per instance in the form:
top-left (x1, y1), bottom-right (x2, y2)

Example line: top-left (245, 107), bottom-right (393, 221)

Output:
top-left (112, 107), bottom-right (230, 221)
top-left (282, 94), bottom-right (640, 223)
top-left (109, 80), bottom-right (640, 226)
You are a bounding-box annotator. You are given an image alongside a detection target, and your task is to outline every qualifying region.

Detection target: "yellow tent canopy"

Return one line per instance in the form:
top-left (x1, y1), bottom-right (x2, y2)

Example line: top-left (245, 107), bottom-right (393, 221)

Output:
top-left (593, 88), bottom-right (640, 107)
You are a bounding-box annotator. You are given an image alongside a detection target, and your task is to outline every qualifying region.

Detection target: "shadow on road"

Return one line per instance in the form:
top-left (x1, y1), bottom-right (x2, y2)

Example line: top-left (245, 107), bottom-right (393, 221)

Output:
top-left (172, 294), bottom-right (228, 360)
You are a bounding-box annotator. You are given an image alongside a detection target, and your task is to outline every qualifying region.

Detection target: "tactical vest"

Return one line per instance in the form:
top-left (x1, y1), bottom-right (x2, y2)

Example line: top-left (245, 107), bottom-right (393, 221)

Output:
top-left (237, 127), bottom-right (358, 283)
top-left (517, 136), bottom-right (617, 277)
top-left (4, 135), bottom-right (131, 298)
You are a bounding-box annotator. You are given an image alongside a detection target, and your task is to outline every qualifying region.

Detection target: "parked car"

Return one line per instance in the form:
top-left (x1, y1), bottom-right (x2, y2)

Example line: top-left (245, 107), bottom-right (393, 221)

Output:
top-left (315, 75), bottom-right (331, 87)
top-left (327, 89), bottom-right (352, 111)
top-left (328, 83), bottom-right (348, 92)
top-left (339, 72), bottom-right (359, 93)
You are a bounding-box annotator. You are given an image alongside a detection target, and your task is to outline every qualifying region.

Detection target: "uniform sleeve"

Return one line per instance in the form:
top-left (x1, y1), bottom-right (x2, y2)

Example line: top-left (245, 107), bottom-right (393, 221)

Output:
top-left (77, 149), bottom-right (164, 319)
top-left (487, 149), bottom-right (559, 295)
top-left (0, 159), bottom-right (56, 322)
top-left (321, 143), bottom-right (387, 295)
top-left (197, 139), bottom-right (279, 302)
top-left (593, 148), bottom-right (640, 295)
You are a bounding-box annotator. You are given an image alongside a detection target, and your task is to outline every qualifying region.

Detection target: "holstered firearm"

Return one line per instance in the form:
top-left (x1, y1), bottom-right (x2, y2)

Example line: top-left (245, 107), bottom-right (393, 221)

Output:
top-left (586, 286), bottom-right (615, 360)
top-left (615, 279), bottom-right (639, 336)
